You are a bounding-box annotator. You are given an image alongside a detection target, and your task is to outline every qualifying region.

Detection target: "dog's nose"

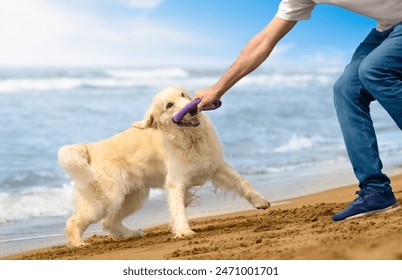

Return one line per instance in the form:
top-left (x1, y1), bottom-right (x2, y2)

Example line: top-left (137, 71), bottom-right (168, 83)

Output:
top-left (189, 108), bottom-right (198, 116)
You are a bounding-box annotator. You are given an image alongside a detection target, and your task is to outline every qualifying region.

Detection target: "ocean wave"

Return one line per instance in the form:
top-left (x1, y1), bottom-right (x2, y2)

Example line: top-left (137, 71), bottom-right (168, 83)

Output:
top-left (274, 134), bottom-right (326, 153)
top-left (0, 78), bottom-right (81, 93)
top-left (238, 156), bottom-right (348, 176)
top-left (1, 171), bottom-right (61, 191)
top-left (0, 77), bottom-right (167, 93)
top-left (105, 67), bottom-right (189, 79)
top-left (0, 180), bottom-right (165, 224)
top-left (0, 67), bottom-right (338, 93)
top-left (238, 73), bottom-right (335, 88)
top-left (0, 182), bottom-right (74, 224)
top-left (0, 67), bottom-right (190, 93)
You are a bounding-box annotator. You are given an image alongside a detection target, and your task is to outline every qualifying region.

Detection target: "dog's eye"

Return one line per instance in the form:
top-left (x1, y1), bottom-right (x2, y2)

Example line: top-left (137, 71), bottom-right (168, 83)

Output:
top-left (181, 92), bottom-right (185, 98)
top-left (166, 102), bottom-right (174, 109)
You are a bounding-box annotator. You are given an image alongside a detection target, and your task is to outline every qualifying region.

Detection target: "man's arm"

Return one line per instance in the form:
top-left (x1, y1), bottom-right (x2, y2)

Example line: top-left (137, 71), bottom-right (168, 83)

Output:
top-left (196, 17), bottom-right (297, 109)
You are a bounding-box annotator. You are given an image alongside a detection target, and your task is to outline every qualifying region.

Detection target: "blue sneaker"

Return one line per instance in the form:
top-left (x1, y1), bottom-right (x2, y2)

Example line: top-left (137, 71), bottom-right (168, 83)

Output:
top-left (332, 187), bottom-right (401, 221)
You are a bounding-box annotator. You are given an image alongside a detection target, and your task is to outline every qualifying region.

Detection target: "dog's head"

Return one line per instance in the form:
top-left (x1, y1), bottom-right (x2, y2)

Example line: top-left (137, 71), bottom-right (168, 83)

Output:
top-left (133, 87), bottom-right (202, 130)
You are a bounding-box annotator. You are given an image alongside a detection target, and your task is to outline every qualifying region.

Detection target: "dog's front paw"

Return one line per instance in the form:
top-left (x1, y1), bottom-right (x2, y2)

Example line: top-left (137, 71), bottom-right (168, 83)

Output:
top-left (254, 200), bottom-right (270, 209)
top-left (248, 193), bottom-right (271, 210)
top-left (68, 240), bottom-right (88, 248)
top-left (173, 228), bottom-right (196, 238)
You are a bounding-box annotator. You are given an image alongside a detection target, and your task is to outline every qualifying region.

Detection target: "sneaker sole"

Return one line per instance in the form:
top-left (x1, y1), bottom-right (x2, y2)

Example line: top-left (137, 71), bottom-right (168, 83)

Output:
top-left (345, 202), bottom-right (401, 220)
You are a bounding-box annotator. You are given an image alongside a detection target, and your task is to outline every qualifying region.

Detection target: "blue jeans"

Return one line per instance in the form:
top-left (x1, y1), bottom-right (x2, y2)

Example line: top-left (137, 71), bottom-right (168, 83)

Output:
top-left (333, 22), bottom-right (402, 191)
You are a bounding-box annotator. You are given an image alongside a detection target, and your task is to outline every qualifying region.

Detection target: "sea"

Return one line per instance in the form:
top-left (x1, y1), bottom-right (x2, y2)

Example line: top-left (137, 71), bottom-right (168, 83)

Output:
top-left (0, 66), bottom-right (401, 257)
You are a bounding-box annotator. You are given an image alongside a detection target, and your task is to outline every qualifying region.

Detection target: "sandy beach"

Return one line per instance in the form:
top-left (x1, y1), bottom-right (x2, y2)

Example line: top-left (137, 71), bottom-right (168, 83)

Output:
top-left (2, 173), bottom-right (401, 260)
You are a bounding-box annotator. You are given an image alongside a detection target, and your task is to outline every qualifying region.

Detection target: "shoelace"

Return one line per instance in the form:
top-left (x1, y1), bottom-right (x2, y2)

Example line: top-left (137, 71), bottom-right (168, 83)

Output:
top-left (352, 189), bottom-right (370, 204)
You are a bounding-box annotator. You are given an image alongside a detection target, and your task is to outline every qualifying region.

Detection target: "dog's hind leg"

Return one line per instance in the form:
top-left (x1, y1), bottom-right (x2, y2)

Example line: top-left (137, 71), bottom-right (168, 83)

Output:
top-left (101, 188), bottom-right (149, 240)
top-left (66, 199), bottom-right (105, 247)
top-left (212, 162), bottom-right (270, 209)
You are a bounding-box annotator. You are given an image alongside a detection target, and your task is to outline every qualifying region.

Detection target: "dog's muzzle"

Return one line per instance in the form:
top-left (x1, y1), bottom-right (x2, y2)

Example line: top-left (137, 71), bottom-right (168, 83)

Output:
top-left (175, 108), bottom-right (200, 127)
top-left (172, 98), bottom-right (221, 127)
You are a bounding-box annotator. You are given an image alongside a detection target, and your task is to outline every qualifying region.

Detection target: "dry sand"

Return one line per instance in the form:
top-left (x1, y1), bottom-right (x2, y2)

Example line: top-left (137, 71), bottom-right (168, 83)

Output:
top-left (3, 174), bottom-right (402, 260)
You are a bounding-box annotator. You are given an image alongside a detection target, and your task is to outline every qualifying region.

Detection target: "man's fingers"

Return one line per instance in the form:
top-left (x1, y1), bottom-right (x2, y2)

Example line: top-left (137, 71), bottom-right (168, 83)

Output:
top-left (195, 89), bottom-right (217, 111)
top-left (197, 99), bottom-right (207, 111)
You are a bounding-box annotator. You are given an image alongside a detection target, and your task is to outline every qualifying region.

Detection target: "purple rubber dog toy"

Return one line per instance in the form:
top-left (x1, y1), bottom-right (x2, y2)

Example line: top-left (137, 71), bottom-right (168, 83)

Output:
top-left (173, 98), bottom-right (222, 124)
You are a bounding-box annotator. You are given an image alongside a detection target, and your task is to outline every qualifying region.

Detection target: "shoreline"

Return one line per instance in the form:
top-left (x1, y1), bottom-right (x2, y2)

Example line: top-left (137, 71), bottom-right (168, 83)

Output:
top-left (3, 173), bottom-right (402, 260)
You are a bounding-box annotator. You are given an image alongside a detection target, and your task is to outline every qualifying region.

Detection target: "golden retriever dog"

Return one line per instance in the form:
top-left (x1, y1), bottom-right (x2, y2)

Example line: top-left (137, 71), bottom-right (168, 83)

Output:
top-left (58, 86), bottom-right (270, 247)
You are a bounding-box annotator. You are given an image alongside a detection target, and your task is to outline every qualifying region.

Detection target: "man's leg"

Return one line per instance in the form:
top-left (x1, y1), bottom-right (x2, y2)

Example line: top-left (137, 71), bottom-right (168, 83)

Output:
top-left (359, 23), bottom-right (402, 129)
top-left (332, 27), bottom-right (401, 221)
top-left (334, 28), bottom-right (391, 190)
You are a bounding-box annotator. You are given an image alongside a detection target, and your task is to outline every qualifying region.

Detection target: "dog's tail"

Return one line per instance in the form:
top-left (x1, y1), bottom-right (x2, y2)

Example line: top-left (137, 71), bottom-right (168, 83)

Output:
top-left (58, 144), bottom-right (96, 189)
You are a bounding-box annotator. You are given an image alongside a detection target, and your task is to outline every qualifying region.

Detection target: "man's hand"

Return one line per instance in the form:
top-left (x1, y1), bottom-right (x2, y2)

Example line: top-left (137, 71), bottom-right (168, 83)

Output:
top-left (195, 86), bottom-right (223, 110)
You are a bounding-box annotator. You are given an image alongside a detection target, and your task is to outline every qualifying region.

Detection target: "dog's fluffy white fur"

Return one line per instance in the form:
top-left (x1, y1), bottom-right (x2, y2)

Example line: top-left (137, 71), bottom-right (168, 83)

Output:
top-left (58, 87), bottom-right (270, 247)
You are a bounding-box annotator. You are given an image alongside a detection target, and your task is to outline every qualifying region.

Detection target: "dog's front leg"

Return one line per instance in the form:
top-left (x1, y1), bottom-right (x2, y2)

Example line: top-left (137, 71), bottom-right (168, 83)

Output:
top-left (213, 162), bottom-right (270, 209)
top-left (166, 181), bottom-right (195, 238)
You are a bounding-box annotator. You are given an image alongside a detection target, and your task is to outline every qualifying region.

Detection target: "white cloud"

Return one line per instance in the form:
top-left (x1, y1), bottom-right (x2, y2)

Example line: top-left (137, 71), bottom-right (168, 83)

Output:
top-left (0, 0), bottom-right (78, 66)
top-left (0, 0), bottom-right (75, 51)
top-left (125, 0), bottom-right (163, 9)
top-left (0, 0), bottom-right (210, 67)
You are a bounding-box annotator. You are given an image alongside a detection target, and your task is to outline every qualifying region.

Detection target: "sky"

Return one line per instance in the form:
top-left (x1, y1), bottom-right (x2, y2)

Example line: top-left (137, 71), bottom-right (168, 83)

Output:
top-left (0, 0), bottom-right (377, 68)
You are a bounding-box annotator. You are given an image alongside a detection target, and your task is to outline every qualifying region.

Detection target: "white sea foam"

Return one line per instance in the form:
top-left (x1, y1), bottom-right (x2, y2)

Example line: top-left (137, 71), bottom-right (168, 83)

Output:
top-left (149, 188), bottom-right (165, 199)
top-left (0, 68), bottom-right (337, 93)
top-left (0, 67), bottom-right (190, 93)
top-left (105, 67), bottom-right (189, 79)
top-left (0, 182), bottom-right (74, 224)
top-left (239, 73), bottom-right (335, 88)
top-left (274, 134), bottom-right (326, 153)
top-left (239, 157), bottom-right (347, 176)
top-left (0, 180), bottom-right (165, 224)
top-left (0, 78), bottom-right (81, 93)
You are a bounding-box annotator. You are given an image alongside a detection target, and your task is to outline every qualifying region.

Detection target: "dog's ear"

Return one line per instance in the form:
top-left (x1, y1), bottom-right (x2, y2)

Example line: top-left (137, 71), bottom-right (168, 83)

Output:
top-left (132, 109), bottom-right (157, 129)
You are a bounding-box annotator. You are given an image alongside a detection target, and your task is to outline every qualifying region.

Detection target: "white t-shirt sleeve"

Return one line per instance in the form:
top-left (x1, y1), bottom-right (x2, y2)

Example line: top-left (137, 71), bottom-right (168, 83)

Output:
top-left (276, 0), bottom-right (316, 21)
